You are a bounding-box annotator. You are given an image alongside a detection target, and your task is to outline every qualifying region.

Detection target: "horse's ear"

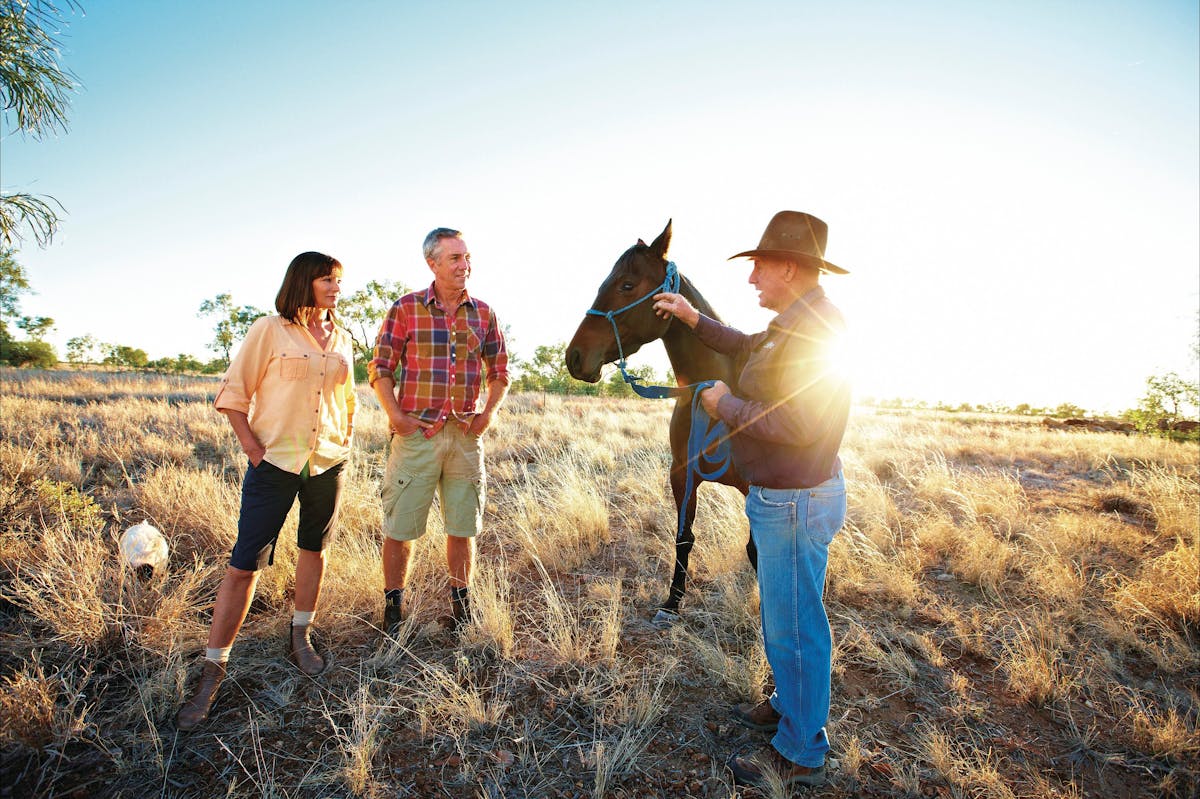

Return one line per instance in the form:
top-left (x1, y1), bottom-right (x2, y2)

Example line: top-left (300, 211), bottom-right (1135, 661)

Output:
top-left (648, 219), bottom-right (672, 260)
top-left (637, 238), bottom-right (646, 246)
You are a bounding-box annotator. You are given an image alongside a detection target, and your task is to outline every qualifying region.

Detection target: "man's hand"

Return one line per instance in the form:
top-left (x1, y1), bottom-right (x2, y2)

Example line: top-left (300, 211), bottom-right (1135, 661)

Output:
top-left (652, 292), bottom-right (700, 328)
top-left (467, 409), bottom-right (493, 436)
top-left (388, 408), bottom-right (433, 436)
top-left (698, 380), bottom-right (730, 416)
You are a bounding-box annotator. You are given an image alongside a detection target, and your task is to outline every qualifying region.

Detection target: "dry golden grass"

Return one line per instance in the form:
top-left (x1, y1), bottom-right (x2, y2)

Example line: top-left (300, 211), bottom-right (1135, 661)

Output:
top-left (1, 368), bottom-right (1197, 798)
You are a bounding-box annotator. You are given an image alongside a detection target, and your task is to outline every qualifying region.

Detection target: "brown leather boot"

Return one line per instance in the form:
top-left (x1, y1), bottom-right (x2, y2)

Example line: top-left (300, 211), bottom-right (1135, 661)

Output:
top-left (290, 624), bottom-right (325, 675)
top-left (732, 698), bottom-right (782, 732)
top-left (175, 659), bottom-right (226, 731)
top-left (728, 747), bottom-right (826, 788)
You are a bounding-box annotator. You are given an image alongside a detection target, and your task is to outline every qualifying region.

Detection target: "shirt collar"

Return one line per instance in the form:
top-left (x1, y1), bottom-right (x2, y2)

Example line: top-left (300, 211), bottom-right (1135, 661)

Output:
top-left (421, 282), bottom-right (476, 309)
top-left (774, 285), bottom-right (826, 328)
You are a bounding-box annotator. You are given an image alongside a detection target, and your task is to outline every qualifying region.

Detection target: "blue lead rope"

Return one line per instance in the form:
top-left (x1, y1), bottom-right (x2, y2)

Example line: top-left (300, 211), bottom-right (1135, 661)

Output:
top-left (678, 380), bottom-right (733, 542)
top-left (583, 261), bottom-right (733, 543)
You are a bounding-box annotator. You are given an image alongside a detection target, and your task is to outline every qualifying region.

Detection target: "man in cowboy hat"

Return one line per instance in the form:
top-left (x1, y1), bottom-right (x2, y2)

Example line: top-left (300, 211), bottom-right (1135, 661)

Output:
top-left (653, 210), bottom-right (850, 789)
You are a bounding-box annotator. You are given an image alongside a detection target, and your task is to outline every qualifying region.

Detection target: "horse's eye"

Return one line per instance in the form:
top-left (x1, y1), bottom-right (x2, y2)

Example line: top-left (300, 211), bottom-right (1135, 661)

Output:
top-left (620, 282), bottom-right (635, 292)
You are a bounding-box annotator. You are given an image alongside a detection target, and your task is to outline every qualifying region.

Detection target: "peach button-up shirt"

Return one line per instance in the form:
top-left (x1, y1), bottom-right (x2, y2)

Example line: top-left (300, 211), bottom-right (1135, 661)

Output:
top-left (214, 315), bottom-right (356, 476)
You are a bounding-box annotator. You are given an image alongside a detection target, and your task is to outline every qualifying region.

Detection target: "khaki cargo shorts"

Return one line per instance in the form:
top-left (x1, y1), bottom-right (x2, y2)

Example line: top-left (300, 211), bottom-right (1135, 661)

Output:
top-left (381, 424), bottom-right (485, 541)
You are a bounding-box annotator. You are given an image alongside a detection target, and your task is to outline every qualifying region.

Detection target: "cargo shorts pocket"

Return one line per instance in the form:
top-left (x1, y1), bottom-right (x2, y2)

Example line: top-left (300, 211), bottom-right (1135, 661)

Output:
top-left (443, 477), bottom-right (484, 537)
top-left (381, 472), bottom-right (413, 518)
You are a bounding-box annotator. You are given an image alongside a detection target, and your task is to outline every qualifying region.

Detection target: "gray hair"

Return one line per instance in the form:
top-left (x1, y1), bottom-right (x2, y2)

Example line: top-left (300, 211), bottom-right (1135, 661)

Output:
top-left (423, 227), bottom-right (462, 261)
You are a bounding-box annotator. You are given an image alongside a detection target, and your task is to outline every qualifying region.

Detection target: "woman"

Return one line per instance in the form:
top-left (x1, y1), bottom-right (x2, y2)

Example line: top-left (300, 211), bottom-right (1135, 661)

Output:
top-left (176, 251), bottom-right (356, 731)
top-left (653, 211), bottom-right (851, 789)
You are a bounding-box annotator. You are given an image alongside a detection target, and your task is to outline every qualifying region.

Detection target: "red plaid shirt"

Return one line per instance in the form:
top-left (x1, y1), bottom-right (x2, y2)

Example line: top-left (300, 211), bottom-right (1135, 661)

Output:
top-left (369, 283), bottom-right (509, 436)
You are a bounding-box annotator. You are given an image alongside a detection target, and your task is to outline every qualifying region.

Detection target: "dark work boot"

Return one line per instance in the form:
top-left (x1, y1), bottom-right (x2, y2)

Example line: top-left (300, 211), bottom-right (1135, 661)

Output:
top-left (442, 586), bottom-right (470, 631)
top-left (289, 625), bottom-right (325, 675)
top-left (384, 589), bottom-right (406, 639)
top-left (176, 659), bottom-right (226, 731)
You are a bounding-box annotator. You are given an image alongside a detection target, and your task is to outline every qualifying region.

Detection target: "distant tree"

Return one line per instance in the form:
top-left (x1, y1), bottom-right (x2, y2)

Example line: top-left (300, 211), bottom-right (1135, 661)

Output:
top-left (0, 247), bottom-right (53, 364)
top-left (0, 248), bottom-right (31, 319)
top-left (603, 363), bottom-right (661, 397)
top-left (0, 1), bottom-right (82, 247)
top-left (146, 353), bottom-right (202, 373)
top-left (514, 342), bottom-right (581, 394)
top-left (102, 343), bottom-right (148, 369)
top-left (201, 357), bottom-right (227, 375)
top-left (1127, 372), bottom-right (1199, 432)
top-left (197, 293), bottom-right (266, 364)
top-left (1051, 402), bottom-right (1087, 418)
top-left (3, 338), bottom-right (56, 367)
top-left (17, 314), bottom-right (53, 340)
top-left (338, 279), bottom-right (408, 366)
top-left (65, 333), bottom-right (97, 364)
top-left (172, 352), bottom-right (205, 373)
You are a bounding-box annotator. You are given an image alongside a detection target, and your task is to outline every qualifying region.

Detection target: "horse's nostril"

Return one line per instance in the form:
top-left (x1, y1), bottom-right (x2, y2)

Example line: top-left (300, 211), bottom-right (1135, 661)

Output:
top-left (566, 348), bottom-right (581, 377)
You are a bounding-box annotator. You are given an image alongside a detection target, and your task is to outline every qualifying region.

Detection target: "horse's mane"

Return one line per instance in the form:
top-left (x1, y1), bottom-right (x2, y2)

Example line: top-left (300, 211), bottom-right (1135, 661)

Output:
top-left (678, 272), bottom-right (723, 324)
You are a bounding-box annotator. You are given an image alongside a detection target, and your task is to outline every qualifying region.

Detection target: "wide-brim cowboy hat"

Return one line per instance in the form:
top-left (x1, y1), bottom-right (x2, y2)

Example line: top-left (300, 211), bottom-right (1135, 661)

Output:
top-left (728, 210), bottom-right (848, 274)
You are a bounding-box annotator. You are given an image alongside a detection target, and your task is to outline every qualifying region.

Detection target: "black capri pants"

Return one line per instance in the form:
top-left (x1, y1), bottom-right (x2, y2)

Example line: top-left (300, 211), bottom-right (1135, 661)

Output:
top-left (228, 459), bottom-right (345, 572)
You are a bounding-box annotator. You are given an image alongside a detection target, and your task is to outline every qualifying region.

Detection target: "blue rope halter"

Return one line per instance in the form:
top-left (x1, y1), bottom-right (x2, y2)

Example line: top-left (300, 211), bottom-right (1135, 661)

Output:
top-left (585, 261), bottom-right (733, 542)
top-left (586, 261), bottom-right (682, 398)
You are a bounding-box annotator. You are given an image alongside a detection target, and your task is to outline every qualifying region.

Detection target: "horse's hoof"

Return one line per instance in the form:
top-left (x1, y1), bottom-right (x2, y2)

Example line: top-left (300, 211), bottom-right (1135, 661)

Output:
top-left (650, 609), bottom-right (680, 629)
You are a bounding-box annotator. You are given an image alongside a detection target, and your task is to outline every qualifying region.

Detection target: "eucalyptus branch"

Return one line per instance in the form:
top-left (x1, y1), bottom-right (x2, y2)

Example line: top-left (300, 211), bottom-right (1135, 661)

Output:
top-left (0, 0), bottom-right (82, 139)
top-left (0, 191), bottom-right (63, 247)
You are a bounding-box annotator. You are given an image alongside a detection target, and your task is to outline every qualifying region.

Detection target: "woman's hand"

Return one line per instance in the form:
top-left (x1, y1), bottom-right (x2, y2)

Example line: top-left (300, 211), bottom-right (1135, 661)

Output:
top-left (652, 292), bottom-right (700, 328)
top-left (222, 409), bottom-right (266, 466)
top-left (244, 443), bottom-right (266, 467)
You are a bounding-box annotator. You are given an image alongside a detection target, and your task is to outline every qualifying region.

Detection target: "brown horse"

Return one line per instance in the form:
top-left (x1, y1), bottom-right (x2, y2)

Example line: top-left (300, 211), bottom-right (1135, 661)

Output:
top-left (566, 220), bottom-right (754, 624)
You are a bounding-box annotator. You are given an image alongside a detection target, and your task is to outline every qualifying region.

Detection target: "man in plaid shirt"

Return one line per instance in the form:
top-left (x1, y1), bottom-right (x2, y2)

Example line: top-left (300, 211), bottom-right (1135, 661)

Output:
top-left (369, 227), bottom-right (509, 635)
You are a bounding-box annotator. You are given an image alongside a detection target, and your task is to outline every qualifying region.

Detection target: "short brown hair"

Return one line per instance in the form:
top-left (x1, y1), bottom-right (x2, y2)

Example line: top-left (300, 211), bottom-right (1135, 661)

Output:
top-left (275, 251), bottom-right (342, 324)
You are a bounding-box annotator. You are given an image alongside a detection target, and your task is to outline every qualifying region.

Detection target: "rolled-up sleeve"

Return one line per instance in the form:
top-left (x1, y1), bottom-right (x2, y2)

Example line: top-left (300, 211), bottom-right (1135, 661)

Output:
top-left (214, 316), bottom-right (273, 414)
top-left (482, 307), bottom-right (510, 385)
top-left (368, 302), bottom-right (406, 386)
top-left (342, 352), bottom-right (357, 443)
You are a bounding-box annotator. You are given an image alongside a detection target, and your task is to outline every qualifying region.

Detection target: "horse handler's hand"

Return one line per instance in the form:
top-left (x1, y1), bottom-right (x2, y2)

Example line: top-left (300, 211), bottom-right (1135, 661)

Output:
top-left (698, 380), bottom-right (729, 416)
top-left (652, 292), bottom-right (700, 328)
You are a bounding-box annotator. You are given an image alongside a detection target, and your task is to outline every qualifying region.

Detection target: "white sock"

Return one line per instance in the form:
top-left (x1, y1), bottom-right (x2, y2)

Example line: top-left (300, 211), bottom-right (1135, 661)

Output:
top-left (292, 610), bottom-right (315, 627)
top-left (205, 646), bottom-right (231, 664)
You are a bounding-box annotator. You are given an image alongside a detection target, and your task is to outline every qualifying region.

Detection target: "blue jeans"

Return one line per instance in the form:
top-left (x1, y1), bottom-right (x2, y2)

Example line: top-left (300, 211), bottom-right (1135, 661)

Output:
top-left (746, 471), bottom-right (846, 768)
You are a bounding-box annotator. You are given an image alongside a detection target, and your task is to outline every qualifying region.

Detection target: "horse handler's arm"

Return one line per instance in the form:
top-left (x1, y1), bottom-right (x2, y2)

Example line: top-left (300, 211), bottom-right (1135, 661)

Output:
top-left (652, 293), bottom-right (700, 328)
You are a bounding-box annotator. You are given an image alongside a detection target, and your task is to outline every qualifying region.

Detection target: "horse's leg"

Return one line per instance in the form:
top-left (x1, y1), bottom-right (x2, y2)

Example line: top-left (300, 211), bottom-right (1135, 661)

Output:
top-left (740, 484), bottom-right (757, 572)
top-left (655, 462), bottom-right (698, 626)
top-left (745, 531), bottom-right (758, 573)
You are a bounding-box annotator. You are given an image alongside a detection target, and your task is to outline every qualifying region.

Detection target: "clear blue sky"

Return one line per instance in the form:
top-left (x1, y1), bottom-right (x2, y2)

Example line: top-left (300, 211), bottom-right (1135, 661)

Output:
top-left (4, 0), bottom-right (1197, 413)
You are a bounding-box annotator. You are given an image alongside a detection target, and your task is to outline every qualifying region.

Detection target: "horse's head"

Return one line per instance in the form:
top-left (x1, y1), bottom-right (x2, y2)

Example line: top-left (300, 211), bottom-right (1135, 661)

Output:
top-left (567, 220), bottom-right (675, 383)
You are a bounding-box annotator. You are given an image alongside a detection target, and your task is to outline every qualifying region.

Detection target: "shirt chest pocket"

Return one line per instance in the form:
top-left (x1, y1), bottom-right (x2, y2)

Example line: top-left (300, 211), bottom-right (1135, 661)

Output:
top-left (324, 353), bottom-right (349, 386)
top-left (463, 326), bottom-right (482, 355)
top-left (280, 353), bottom-right (310, 381)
